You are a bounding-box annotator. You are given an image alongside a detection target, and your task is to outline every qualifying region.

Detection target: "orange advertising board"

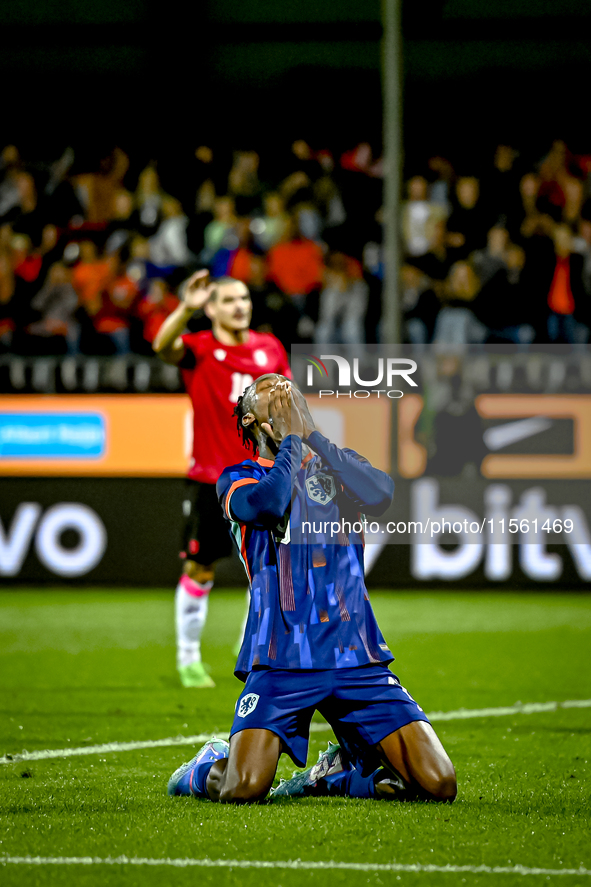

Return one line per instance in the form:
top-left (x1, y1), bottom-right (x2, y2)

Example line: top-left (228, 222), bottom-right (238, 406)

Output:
top-left (0, 394), bottom-right (392, 477)
top-left (0, 395), bottom-right (193, 476)
top-left (397, 393), bottom-right (591, 480)
top-left (476, 394), bottom-right (591, 479)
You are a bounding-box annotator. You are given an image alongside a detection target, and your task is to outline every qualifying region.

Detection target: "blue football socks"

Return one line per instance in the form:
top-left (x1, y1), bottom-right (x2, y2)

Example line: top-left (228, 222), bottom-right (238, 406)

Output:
top-left (191, 760), bottom-right (217, 798)
top-left (323, 764), bottom-right (379, 798)
top-left (167, 739), bottom-right (229, 798)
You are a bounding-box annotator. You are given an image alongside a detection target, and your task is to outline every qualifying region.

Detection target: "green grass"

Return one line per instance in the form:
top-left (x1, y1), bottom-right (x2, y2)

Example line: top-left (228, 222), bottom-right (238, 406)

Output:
top-left (0, 589), bottom-right (590, 887)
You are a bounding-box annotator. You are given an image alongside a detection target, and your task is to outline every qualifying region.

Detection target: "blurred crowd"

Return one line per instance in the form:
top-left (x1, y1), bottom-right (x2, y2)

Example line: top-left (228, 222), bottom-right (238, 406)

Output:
top-left (1, 137), bottom-right (591, 360)
top-left (401, 142), bottom-right (591, 346)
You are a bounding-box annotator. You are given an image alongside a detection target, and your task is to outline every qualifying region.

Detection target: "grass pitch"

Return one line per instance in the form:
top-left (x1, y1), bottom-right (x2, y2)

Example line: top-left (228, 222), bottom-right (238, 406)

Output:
top-left (0, 589), bottom-right (590, 887)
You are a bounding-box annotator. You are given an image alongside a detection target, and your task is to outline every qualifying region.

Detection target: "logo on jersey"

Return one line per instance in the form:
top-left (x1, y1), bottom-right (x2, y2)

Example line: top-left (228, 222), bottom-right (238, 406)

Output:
top-left (305, 473), bottom-right (336, 505)
top-left (237, 693), bottom-right (260, 718)
top-left (214, 349), bottom-right (227, 361)
top-left (254, 349), bottom-right (268, 367)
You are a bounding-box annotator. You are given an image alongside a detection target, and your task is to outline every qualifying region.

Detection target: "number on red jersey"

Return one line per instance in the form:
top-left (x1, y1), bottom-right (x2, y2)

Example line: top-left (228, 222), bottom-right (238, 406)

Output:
top-left (229, 372), bottom-right (254, 403)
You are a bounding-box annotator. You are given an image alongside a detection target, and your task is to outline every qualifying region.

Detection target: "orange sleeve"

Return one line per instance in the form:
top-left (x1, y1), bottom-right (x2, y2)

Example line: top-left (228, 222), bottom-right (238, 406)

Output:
top-left (225, 477), bottom-right (259, 519)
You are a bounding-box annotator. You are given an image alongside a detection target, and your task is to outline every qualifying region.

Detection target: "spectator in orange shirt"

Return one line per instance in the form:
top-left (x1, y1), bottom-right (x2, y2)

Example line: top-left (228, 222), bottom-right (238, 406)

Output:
top-left (266, 217), bottom-right (324, 317)
top-left (71, 241), bottom-right (113, 314)
top-left (93, 255), bottom-right (140, 354)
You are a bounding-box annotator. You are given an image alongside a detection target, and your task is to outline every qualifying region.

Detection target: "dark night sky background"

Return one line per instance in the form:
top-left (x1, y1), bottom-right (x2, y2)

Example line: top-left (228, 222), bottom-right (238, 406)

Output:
top-left (2, 0), bottom-right (591, 173)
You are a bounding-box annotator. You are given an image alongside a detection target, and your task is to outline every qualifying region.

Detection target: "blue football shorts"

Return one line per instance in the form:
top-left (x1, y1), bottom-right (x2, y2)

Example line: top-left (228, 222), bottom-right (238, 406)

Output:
top-left (229, 665), bottom-right (430, 772)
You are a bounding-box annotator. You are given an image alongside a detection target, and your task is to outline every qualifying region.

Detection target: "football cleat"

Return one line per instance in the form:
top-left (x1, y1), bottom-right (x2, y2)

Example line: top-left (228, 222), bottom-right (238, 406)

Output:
top-left (167, 738), bottom-right (229, 797)
top-left (178, 661), bottom-right (215, 689)
top-left (270, 742), bottom-right (347, 799)
top-left (373, 770), bottom-right (408, 799)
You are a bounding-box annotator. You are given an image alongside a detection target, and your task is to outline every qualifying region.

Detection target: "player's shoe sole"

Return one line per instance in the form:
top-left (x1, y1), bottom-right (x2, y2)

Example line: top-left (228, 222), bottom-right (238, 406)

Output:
top-left (178, 661), bottom-right (216, 688)
top-left (270, 742), bottom-right (346, 799)
top-left (167, 738), bottom-right (230, 796)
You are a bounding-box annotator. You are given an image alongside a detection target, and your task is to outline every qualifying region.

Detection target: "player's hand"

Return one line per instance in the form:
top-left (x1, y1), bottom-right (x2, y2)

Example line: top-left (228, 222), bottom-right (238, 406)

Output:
top-left (260, 381), bottom-right (304, 443)
top-left (291, 386), bottom-right (316, 438)
top-left (181, 269), bottom-right (215, 311)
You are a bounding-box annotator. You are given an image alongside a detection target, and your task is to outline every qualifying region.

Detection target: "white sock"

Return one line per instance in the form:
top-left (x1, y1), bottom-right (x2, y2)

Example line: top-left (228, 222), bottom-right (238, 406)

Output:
top-left (175, 574), bottom-right (213, 669)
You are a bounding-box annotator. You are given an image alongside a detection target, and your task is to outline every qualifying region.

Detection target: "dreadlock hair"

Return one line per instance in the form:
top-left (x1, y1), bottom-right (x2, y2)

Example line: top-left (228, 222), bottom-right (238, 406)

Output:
top-left (233, 385), bottom-right (258, 453)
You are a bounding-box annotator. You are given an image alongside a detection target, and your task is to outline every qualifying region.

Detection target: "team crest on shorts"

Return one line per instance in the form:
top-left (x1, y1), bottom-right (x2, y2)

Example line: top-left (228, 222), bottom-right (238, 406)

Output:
top-left (305, 473), bottom-right (336, 505)
top-left (237, 693), bottom-right (260, 718)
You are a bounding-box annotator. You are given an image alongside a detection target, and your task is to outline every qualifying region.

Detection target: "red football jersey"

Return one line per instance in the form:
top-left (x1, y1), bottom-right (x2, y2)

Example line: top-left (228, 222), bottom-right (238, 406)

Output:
top-left (181, 330), bottom-right (291, 484)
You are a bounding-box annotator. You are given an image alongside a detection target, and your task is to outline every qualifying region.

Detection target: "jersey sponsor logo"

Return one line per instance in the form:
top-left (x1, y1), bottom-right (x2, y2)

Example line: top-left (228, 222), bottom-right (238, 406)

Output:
top-left (254, 349), bottom-right (268, 367)
top-left (214, 349), bottom-right (227, 361)
top-left (305, 472), bottom-right (337, 505)
top-left (237, 692), bottom-right (260, 718)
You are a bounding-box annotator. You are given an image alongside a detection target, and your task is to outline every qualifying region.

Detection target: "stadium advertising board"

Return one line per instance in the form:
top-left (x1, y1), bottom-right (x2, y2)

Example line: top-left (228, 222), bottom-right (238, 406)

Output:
top-left (293, 345), bottom-right (591, 588)
top-left (1, 348), bottom-right (590, 587)
top-left (0, 393), bottom-right (389, 584)
top-left (0, 395), bottom-right (192, 476)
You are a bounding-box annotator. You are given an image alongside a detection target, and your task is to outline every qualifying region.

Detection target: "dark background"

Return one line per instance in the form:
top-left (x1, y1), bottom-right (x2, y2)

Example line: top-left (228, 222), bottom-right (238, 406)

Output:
top-left (3, 0), bottom-right (591, 173)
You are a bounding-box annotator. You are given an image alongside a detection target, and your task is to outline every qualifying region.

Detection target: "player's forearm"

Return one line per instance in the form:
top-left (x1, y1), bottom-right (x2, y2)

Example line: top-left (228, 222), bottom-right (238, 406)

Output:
top-left (227, 436), bottom-right (302, 523)
top-left (152, 302), bottom-right (195, 354)
top-left (305, 431), bottom-right (394, 515)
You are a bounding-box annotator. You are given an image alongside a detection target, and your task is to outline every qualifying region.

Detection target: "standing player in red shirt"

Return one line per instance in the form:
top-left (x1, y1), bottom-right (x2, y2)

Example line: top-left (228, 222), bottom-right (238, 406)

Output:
top-left (153, 271), bottom-right (291, 688)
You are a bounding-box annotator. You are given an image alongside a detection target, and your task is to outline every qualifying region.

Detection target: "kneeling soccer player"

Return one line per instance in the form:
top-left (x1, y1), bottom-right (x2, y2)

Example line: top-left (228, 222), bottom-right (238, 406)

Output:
top-left (167, 375), bottom-right (457, 803)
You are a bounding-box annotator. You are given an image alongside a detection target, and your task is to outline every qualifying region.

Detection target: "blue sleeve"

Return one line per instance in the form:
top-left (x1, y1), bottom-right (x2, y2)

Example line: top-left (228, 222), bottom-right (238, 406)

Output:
top-left (305, 430), bottom-right (394, 515)
top-left (220, 435), bottom-right (303, 524)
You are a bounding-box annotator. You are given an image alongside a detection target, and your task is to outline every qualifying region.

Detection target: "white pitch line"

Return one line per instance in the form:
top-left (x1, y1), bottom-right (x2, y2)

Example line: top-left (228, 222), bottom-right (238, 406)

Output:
top-left (1, 699), bottom-right (589, 765)
top-left (1, 856), bottom-right (590, 877)
top-left (424, 698), bottom-right (591, 721)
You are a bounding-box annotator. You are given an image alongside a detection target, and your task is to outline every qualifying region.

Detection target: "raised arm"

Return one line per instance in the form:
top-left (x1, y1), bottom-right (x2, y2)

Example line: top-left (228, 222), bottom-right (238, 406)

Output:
top-left (219, 381), bottom-right (305, 523)
top-left (306, 431), bottom-right (394, 515)
top-left (152, 269), bottom-right (213, 365)
top-left (220, 436), bottom-right (302, 523)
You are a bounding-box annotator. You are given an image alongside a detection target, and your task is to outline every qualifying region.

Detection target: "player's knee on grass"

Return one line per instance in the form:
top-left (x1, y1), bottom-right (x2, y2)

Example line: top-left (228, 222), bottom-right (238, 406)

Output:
top-left (210, 758), bottom-right (274, 804)
top-left (209, 730), bottom-right (280, 804)
top-left (218, 771), bottom-right (272, 804)
top-left (206, 759), bottom-right (269, 803)
top-left (418, 765), bottom-right (457, 803)
top-left (378, 721), bottom-right (457, 803)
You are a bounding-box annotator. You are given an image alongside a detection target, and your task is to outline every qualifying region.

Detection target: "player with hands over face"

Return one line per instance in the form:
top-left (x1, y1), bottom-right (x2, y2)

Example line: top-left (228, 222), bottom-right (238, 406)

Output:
top-left (259, 379), bottom-right (307, 444)
top-left (167, 374), bottom-right (456, 805)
